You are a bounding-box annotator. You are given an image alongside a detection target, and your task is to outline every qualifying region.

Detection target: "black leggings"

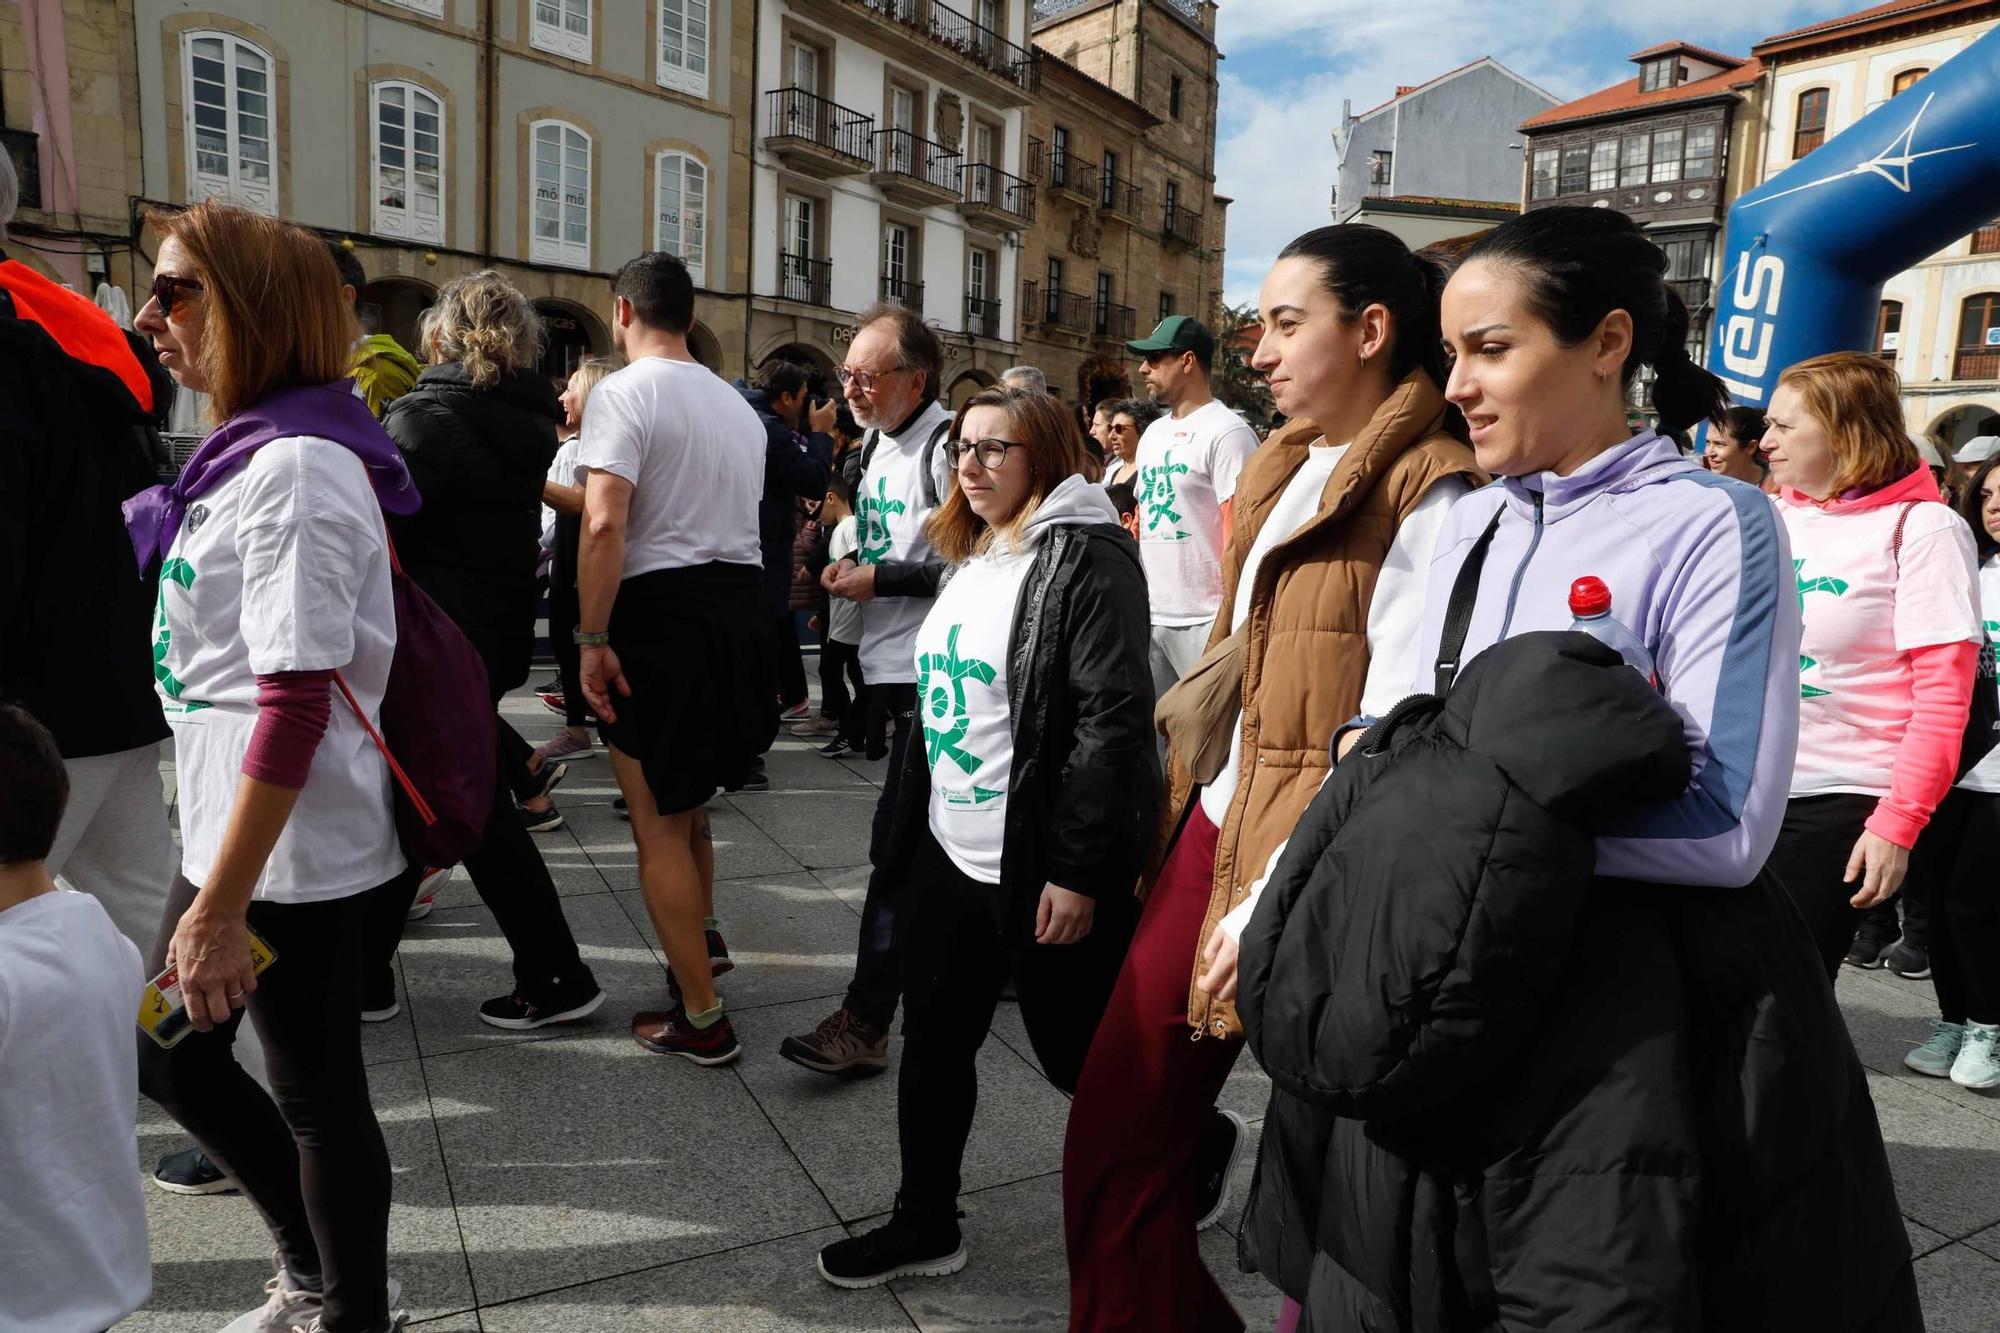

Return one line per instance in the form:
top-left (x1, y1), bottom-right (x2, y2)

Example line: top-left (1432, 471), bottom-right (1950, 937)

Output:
top-left (1916, 787), bottom-right (2000, 1024)
top-left (1768, 794), bottom-right (1881, 979)
top-left (138, 874), bottom-right (392, 1332)
top-left (548, 513), bottom-right (588, 728)
top-left (896, 827), bottom-right (1137, 1222)
top-left (821, 638), bottom-right (867, 736)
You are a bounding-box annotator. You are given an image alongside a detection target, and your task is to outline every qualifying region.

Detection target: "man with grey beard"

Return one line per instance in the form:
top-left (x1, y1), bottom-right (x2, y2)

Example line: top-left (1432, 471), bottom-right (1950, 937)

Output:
top-left (779, 303), bottom-right (953, 1076)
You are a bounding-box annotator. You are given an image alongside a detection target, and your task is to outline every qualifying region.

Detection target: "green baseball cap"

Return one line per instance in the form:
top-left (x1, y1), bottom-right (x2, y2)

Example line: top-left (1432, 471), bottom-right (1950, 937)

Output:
top-left (1127, 314), bottom-right (1215, 361)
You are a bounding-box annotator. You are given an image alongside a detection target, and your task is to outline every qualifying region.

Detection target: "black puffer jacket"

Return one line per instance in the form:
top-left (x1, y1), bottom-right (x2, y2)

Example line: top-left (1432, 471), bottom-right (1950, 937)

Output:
top-left (737, 383), bottom-right (833, 617)
top-left (1237, 632), bottom-right (1917, 1333)
top-left (880, 495), bottom-right (1159, 919)
top-left (383, 362), bottom-right (561, 695)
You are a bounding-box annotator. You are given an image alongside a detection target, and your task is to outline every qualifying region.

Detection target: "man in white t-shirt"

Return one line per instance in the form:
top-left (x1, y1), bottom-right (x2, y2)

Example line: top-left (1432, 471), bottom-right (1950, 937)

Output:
top-left (0, 705), bottom-right (150, 1332)
top-left (575, 253), bottom-right (770, 1068)
top-left (780, 304), bottom-right (953, 1078)
top-left (1127, 315), bottom-right (1261, 698)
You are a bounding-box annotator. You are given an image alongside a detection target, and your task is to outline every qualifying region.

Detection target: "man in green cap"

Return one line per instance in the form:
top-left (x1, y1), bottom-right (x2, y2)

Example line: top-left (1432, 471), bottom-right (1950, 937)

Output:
top-left (1126, 314), bottom-right (1259, 697)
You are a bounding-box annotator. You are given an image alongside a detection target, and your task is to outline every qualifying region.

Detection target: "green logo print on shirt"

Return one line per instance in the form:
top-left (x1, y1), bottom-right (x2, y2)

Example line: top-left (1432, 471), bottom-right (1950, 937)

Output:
top-left (917, 624), bottom-right (1001, 802)
top-left (1138, 450), bottom-right (1192, 540)
top-left (857, 477), bottom-right (905, 565)
top-left (150, 557), bottom-right (208, 710)
top-left (1794, 558), bottom-right (1850, 700)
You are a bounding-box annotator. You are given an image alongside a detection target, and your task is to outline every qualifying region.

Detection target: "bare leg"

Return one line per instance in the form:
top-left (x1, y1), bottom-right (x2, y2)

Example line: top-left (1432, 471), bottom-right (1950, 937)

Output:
top-left (610, 747), bottom-right (718, 1013)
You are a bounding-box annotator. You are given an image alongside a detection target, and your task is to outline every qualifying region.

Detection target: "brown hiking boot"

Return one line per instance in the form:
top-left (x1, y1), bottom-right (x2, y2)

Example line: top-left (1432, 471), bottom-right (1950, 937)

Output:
top-left (779, 1007), bottom-right (890, 1075)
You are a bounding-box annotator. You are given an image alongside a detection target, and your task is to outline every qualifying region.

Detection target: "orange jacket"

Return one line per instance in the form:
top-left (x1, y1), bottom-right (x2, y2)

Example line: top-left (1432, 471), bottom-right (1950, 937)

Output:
top-left (0, 259), bottom-right (153, 412)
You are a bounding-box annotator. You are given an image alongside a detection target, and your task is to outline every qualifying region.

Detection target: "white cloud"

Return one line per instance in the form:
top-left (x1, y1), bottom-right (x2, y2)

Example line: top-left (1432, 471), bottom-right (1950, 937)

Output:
top-left (1210, 0), bottom-right (1844, 304)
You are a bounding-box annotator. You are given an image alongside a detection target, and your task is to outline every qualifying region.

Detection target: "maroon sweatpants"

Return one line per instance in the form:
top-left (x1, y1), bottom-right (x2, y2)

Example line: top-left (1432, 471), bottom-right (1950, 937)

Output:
top-left (1064, 807), bottom-right (1246, 1333)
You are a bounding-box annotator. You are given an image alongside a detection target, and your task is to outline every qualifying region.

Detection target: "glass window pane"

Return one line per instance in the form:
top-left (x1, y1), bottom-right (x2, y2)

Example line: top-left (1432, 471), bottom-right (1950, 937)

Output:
top-left (1590, 140), bottom-right (1617, 190)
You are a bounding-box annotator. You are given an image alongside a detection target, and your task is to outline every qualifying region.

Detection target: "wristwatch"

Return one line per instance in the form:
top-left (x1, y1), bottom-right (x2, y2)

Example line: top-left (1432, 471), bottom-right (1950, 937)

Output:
top-left (573, 627), bottom-right (611, 647)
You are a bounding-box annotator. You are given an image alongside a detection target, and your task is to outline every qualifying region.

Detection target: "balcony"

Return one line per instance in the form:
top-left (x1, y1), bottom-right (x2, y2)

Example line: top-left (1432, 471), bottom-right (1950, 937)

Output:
top-left (1956, 348), bottom-right (2000, 382)
top-left (764, 89), bottom-right (874, 179)
top-left (788, 0), bottom-right (1039, 106)
top-left (779, 251), bottom-right (832, 307)
top-left (0, 126), bottom-right (40, 211)
top-left (1099, 174), bottom-right (1142, 225)
top-left (881, 271), bottom-right (925, 312)
top-left (1163, 202), bottom-right (1203, 250)
top-left (1023, 136), bottom-right (1045, 184)
top-left (1048, 154), bottom-right (1097, 207)
top-left (1095, 301), bottom-right (1136, 342)
top-left (1670, 277), bottom-right (1713, 315)
top-left (1044, 287), bottom-right (1092, 334)
top-left (872, 129), bottom-right (963, 208)
top-left (967, 294), bottom-right (1001, 339)
top-left (960, 163), bottom-right (1036, 232)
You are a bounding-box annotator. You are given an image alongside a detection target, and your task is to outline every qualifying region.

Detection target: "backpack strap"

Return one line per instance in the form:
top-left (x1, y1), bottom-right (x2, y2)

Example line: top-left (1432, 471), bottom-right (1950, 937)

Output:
top-left (1434, 508), bottom-right (1506, 697)
top-left (920, 416), bottom-right (953, 509)
top-left (1890, 499), bottom-right (1923, 566)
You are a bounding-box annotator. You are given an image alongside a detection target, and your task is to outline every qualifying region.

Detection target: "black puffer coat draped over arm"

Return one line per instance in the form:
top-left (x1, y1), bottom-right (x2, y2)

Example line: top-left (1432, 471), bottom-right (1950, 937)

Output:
top-left (1236, 632), bottom-right (1918, 1333)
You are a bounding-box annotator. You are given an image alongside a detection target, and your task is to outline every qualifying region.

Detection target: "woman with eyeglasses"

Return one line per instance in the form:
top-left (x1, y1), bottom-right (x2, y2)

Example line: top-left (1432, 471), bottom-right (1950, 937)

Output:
top-left (814, 386), bottom-right (1158, 1290)
top-left (128, 201), bottom-right (409, 1332)
top-left (1100, 398), bottom-right (1157, 490)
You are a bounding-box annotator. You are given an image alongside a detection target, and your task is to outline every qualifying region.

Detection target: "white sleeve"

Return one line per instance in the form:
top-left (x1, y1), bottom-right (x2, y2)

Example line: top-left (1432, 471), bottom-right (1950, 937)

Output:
top-left (1358, 474), bottom-right (1471, 718)
top-left (1208, 422), bottom-right (1260, 504)
top-left (1216, 799), bottom-right (1322, 943)
top-left (235, 441), bottom-right (382, 675)
top-left (573, 379), bottom-right (643, 485)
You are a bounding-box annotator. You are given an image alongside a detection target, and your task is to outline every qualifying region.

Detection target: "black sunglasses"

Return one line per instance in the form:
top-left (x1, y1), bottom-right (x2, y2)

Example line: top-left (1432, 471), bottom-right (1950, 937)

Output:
top-left (150, 273), bottom-right (204, 317)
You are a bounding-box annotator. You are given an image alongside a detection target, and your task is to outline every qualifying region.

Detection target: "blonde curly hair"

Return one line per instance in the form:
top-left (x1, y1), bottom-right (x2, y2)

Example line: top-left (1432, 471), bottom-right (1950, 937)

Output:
top-left (421, 270), bottom-right (543, 389)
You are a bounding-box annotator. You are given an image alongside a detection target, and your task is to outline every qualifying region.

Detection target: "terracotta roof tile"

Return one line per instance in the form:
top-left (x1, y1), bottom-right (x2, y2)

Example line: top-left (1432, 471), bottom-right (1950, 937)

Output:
top-left (1757, 0), bottom-right (1944, 46)
top-left (1520, 56), bottom-right (1761, 131)
top-left (1627, 39), bottom-right (1747, 66)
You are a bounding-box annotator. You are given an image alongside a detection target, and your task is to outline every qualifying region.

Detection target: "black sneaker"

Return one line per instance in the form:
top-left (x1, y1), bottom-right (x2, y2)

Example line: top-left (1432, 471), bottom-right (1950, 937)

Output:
top-left (1884, 940), bottom-right (1932, 979)
top-left (478, 977), bottom-right (605, 1030)
top-left (361, 977), bottom-right (401, 1023)
top-left (614, 797), bottom-right (631, 820)
top-left (708, 928), bottom-right (734, 976)
top-left (817, 738), bottom-right (854, 758)
top-left (816, 1208), bottom-right (966, 1289)
top-left (738, 759), bottom-right (771, 793)
top-left (153, 1145), bottom-right (238, 1195)
top-left (631, 1006), bottom-right (742, 1065)
top-left (1845, 932), bottom-right (1895, 969)
top-left (518, 802), bottom-right (564, 833)
top-left (526, 760), bottom-right (569, 804)
top-left (1193, 1108), bottom-right (1249, 1232)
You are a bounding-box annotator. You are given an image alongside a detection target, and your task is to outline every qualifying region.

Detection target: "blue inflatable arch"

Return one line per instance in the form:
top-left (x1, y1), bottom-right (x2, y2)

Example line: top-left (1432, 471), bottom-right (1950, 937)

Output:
top-left (1706, 26), bottom-right (2000, 414)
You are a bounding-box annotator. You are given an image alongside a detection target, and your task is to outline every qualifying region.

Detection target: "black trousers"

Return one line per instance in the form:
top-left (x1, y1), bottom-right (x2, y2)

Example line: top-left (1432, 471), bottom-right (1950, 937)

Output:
top-left (1915, 787), bottom-right (2000, 1023)
top-left (361, 710), bottom-right (593, 1002)
top-left (820, 637), bottom-right (866, 730)
top-left (772, 612), bottom-right (808, 711)
top-left (843, 681), bottom-right (918, 1029)
top-left (548, 513), bottom-right (588, 728)
top-left (1768, 794), bottom-right (1885, 979)
top-left (138, 875), bottom-right (392, 1333)
top-left (897, 826), bottom-right (1138, 1222)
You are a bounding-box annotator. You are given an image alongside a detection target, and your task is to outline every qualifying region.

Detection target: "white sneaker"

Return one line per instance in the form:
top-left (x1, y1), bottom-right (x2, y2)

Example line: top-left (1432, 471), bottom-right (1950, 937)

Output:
top-left (288, 1315), bottom-right (407, 1333)
top-left (1951, 1021), bottom-right (2000, 1090)
top-left (218, 1263), bottom-right (319, 1333)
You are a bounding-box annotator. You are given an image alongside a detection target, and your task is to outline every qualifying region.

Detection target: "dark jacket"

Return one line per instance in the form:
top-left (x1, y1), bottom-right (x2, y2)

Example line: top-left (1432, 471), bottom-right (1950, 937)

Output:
top-left (0, 293), bottom-right (168, 758)
top-left (880, 503), bottom-right (1159, 919)
top-left (382, 362), bottom-right (561, 695)
top-left (1236, 632), bottom-right (1918, 1332)
top-left (738, 383), bottom-right (832, 617)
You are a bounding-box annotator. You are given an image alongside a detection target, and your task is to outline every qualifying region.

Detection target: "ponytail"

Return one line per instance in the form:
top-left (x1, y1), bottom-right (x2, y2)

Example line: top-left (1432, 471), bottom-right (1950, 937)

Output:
top-left (1462, 206), bottom-right (1730, 434)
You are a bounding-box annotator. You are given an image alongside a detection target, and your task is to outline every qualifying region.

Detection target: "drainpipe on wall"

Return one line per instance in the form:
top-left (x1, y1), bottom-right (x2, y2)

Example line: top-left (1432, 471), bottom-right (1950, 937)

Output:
top-left (480, 0), bottom-right (497, 261)
top-left (744, 0), bottom-right (761, 376)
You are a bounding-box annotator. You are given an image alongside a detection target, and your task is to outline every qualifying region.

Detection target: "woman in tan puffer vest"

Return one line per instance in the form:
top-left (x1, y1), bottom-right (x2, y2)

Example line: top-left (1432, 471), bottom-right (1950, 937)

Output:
top-left (1064, 226), bottom-right (1483, 1333)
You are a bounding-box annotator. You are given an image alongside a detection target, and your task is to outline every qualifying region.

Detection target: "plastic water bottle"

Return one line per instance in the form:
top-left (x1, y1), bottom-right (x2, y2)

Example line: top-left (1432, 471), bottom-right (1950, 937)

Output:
top-left (1568, 577), bottom-right (1658, 690)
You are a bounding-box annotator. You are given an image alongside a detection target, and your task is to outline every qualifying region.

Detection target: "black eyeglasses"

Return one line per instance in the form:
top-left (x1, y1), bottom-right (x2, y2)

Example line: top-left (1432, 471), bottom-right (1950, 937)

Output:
top-left (946, 437), bottom-right (1025, 470)
top-left (150, 274), bottom-right (204, 317)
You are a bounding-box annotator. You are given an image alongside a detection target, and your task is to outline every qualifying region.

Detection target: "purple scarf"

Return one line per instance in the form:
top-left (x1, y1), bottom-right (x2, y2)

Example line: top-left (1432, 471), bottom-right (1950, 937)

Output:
top-left (124, 380), bottom-right (421, 569)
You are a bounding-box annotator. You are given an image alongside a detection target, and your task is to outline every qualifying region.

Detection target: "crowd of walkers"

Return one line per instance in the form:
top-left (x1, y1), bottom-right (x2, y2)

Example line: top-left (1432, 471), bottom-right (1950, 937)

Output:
top-left (2, 123), bottom-right (1995, 1331)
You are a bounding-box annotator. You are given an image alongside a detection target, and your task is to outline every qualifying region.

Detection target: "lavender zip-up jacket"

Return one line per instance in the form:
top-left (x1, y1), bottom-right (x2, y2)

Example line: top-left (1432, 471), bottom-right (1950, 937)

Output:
top-left (1413, 432), bottom-right (1801, 887)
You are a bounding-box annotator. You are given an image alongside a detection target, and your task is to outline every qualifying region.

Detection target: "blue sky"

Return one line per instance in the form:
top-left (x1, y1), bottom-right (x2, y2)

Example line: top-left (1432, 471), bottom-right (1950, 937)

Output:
top-left (1210, 0), bottom-right (1873, 306)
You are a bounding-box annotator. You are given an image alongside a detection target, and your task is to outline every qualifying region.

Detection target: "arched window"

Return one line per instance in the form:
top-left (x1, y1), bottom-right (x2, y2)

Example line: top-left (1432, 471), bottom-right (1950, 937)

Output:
top-left (1956, 293), bottom-right (2000, 381)
top-left (530, 120), bottom-right (591, 269)
top-left (1876, 300), bottom-right (1903, 362)
top-left (1891, 67), bottom-right (1929, 97)
top-left (653, 151), bottom-right (707, 286)
top-left (658, 0), bottom-right (710, 97)
top-left (182, 31), bottom-right (276, 213)
top-left (371, 82), bottom-right (444, 243)
top-left (1793, 87), bottom-right (1830, 158)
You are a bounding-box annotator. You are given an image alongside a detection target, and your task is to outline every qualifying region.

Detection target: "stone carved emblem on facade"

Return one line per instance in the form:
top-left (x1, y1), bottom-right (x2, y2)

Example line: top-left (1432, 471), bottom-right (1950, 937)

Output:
top-left (935, 92), bottom-right (964, 150)
top-left (1069, 212), bottom-right (1102, 258)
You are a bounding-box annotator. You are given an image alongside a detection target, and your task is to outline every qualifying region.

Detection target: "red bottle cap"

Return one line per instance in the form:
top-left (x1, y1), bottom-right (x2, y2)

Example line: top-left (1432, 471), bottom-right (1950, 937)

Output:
top-left (1569, 576), bottom-right (1611, 618)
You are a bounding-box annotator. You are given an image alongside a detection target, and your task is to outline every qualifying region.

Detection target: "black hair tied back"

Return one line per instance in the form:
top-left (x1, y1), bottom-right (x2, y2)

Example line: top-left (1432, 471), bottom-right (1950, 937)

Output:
top-left (1462, 205), bottom-right (1729, 434)
top-left (1277, 224), bottom-right (1450, 390)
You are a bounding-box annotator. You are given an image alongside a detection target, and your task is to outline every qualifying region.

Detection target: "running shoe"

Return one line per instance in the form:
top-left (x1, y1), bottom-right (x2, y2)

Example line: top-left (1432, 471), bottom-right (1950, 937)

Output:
top-left (153, 1145), bottom-right (238, 1195)
top-left (533, 732), bottom-right (596, 766)
top-left (1884, 940), bottom-right (1931, 979)
top-left (631, 1007), bottom-right (742, 1065)
top-left (538, 690), bottom-right (568, 717)
top-left (1952, 1022), bottom-right (2000, 1090)
top-left (1193, 1108), bottom-right (1249, 1232)
top-left (817, 738), bottom-right (855, 758)
top-left (1905, 1019), bottom-right (1965, 1077)
top-left (778, 700), bottom-right (813, 724)
top-left (708, 927), bottom-right (734, 976)
top-left (779, 1008), bottom-right (890, 1075)
top-left (518, 803), bottom-right (564, 833)
top-left (478, 977), bottom-right (605, 1030)
top-left (816, 1205), bottom-right (965, 1289)
top-left (1844, 931), bottom-right (1894, 969)
top-left (791, 714), bottom-right (841, 737)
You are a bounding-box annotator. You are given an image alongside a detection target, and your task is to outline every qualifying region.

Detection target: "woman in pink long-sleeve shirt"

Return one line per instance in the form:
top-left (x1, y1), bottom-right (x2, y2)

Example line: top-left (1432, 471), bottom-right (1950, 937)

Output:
top-left (1760, 351), bottom-right (1983, 979)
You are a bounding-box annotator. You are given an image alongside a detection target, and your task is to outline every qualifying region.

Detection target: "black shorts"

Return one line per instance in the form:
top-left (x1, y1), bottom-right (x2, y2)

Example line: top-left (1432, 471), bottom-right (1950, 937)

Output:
top-left (601, 562), bottom-right (776, 814)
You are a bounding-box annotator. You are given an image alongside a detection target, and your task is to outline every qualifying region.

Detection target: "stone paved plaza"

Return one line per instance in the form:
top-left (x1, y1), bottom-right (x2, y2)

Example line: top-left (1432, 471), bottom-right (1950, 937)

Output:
top-left (127, 689), bottom-right (2000, 1330)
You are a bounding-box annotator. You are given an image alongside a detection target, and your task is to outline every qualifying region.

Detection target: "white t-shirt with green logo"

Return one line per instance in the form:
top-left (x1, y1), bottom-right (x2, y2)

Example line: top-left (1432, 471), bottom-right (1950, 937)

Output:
top-left (1133, 398), bottom-right (1259, 626)
top-left (915, 546), bottom-right (1034, 885)
top-left (153, 437), bottom-right (405, 903)
top-left (856, 400), bottom-right (953, 684)
top-left (1960, 553), bottom-right (2000, 795)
